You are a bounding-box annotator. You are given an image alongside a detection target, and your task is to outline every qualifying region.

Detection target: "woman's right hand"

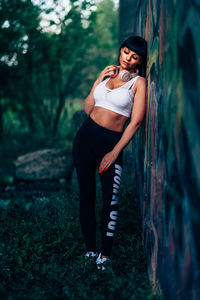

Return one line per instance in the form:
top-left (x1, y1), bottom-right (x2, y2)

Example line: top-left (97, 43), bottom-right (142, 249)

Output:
top-left (95, 65), bottom-right (118, 84)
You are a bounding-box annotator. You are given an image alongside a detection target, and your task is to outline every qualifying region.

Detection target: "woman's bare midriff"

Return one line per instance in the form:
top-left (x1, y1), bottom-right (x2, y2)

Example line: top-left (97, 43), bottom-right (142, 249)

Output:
top-left (90, 106), bottom-right (129, 132)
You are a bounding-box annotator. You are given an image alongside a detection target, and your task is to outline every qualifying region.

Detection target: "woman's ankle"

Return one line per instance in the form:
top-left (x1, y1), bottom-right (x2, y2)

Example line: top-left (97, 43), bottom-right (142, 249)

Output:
top-left (101, 254), bottom-right (109, 259)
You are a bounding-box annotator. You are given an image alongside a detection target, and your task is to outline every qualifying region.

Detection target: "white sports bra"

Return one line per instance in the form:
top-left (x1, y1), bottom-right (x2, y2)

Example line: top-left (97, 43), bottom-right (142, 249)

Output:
top-left (93, 75), bottom-right (140, 117)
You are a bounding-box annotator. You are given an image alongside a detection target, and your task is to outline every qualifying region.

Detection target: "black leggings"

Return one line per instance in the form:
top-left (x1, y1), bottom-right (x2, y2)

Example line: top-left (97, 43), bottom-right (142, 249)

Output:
top-left (72, 115), bottom-right (124, 257)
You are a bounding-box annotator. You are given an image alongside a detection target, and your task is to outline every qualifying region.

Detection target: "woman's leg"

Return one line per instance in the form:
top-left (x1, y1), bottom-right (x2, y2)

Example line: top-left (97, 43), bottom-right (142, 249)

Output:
top-left (98, 153), bottom-right (123, 257)
top-left (73, 126), bottom-right (97, 253)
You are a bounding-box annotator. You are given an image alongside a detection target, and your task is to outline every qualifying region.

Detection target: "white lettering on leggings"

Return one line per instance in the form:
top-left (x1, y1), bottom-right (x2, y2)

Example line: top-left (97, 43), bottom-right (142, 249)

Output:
top-left (106, 164), bottom-right (122, 237)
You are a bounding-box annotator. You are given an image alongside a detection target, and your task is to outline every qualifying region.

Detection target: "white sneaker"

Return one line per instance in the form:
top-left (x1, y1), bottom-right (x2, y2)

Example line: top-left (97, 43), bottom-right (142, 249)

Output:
top-left (85, 251), bottom-right (98, 258)
top-left (84, 251), bottom-right (99, 271)
top-left (96, 252), bottom-right (112, 271)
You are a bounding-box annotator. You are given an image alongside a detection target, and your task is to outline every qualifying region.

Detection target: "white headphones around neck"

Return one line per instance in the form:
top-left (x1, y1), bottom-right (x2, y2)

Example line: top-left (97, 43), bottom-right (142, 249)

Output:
top-left (114, 66), bottom-right (139, 82)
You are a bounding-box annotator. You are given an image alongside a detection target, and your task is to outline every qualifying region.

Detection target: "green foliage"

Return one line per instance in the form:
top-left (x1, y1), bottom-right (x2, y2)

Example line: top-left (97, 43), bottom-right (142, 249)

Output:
top-left (0, 0), bottom-right (118, 146)
top-left (0, 0), bottom-right (40, 57)
top-left (0, 98), bottom-right (83, 166)
top-left (80, 0), bottom-right (119, 98)
top-left (0, 150), bottom-right (164, 299)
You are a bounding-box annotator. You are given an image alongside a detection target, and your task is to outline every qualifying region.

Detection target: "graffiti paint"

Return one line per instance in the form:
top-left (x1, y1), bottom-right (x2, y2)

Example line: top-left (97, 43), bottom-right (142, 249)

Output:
top-left (119, 0), bottom-right (200, 299)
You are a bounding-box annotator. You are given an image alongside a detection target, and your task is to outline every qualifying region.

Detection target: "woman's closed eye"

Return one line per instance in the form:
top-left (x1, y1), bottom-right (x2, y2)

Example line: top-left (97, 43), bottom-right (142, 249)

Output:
top-left (124, 50), bottom-right (138, 60)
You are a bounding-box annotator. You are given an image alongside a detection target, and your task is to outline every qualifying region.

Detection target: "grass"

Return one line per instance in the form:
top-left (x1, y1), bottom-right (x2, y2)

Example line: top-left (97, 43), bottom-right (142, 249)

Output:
top-left (0, 150), bottom-right (164, 300)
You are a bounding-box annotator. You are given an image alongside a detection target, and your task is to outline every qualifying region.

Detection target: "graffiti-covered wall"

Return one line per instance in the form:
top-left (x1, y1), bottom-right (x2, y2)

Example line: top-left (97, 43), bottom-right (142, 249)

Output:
top-left (119, 1), bottom-right (200, 299)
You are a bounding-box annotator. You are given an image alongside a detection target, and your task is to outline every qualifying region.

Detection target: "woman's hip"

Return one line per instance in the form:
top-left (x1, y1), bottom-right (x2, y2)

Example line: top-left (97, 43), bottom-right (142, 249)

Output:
top-left (73, 115), bottom-right (123, 145)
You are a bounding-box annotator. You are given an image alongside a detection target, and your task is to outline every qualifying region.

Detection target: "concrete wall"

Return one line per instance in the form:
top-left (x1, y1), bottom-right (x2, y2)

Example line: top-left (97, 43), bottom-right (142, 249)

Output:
top-left (119, 1), bottom-right (200, 299)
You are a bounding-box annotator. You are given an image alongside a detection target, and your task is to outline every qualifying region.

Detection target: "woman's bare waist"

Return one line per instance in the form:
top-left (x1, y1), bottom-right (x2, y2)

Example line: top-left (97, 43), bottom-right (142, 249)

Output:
top-left (89, 107), bottom-right (128, 132)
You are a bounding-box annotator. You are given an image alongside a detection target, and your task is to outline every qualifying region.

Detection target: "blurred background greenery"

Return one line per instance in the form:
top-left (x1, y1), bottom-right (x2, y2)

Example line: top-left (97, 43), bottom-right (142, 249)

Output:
top-left (0, 0), bottom-right (119, 165)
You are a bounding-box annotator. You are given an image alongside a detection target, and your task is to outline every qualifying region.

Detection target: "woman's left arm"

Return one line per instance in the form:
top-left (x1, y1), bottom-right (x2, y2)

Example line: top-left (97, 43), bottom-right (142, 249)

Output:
top-left (99, 77), bottom-right (146, 172)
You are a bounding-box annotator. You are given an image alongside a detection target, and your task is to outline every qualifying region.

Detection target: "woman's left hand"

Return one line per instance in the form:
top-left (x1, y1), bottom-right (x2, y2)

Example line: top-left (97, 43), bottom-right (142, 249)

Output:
top-left (98, 150), bottom-right (118, 173)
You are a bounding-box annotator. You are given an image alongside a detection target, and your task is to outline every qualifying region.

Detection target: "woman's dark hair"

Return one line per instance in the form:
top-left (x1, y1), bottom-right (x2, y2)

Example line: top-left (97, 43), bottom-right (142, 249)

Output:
top-left (118, 35), bottom-right (147, 77)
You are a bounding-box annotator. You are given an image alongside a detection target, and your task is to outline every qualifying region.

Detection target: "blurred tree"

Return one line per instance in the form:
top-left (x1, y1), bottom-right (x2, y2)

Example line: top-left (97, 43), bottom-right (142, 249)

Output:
top-left (79, 0), bottom-right (119, 98)
top-left (0, 0), bottom-right (41, 138)
top-left (49, 0), bottom-right (97, 134)
top-left (0, 0), bottom-right (118, 144)
top-left (93, 0), bottom-right (118, 68)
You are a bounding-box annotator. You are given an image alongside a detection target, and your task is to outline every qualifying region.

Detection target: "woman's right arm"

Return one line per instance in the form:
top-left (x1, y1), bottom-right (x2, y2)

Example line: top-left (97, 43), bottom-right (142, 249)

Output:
top-left (84, 65), bottom-right (117, 115)
top-left (84, 79), bottom-right (100, 115)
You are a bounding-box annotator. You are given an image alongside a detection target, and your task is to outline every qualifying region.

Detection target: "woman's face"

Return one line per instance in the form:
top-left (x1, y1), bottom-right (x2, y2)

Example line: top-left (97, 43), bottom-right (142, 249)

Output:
top-left (120, 46), bottom-right (141, 71)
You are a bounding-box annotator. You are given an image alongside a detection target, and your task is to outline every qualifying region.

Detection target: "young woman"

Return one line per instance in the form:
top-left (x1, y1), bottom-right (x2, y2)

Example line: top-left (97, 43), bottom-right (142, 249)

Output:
top-left (73, 36), bottom-right (147, 272)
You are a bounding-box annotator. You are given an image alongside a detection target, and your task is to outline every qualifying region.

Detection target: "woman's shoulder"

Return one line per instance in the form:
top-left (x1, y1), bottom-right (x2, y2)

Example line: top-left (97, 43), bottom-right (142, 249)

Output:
top-left (132, 76), bottom-right (146, 94)
top-left (136, 75), bottom-right (146, 83)
top-left (135, 76), bottom-right (146, 88)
